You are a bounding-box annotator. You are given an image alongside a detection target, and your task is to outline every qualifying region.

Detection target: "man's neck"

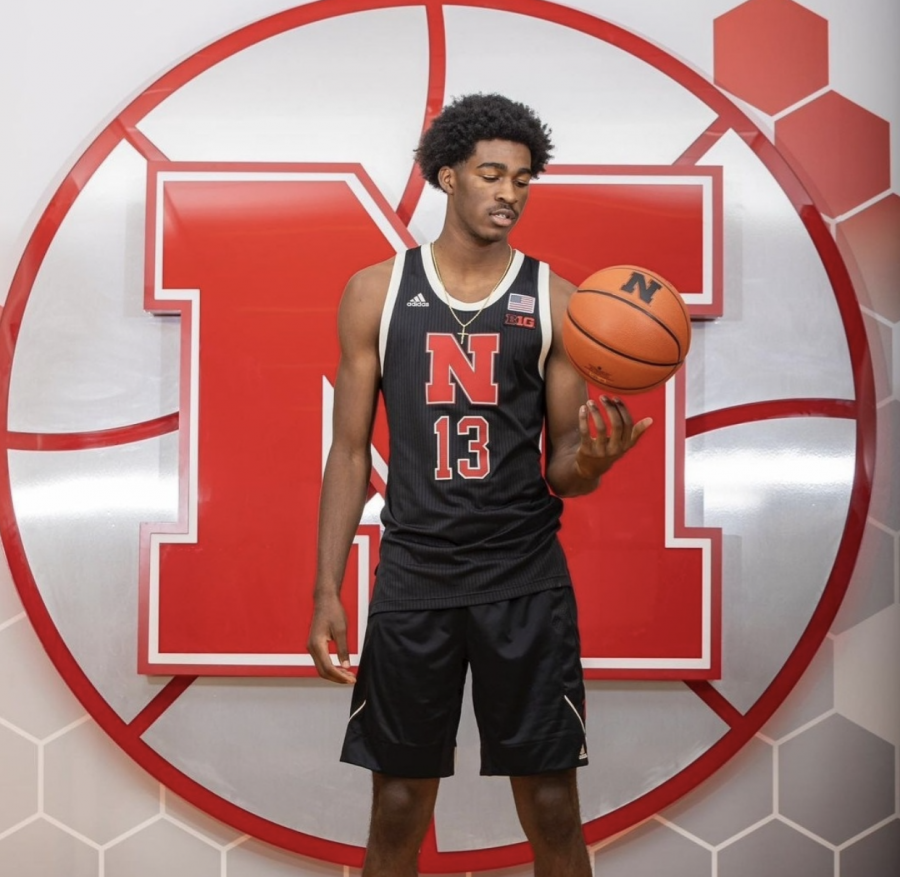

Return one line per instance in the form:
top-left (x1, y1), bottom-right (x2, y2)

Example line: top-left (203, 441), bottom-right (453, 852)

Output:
top-left (431, 229), bottom-right (513, 301)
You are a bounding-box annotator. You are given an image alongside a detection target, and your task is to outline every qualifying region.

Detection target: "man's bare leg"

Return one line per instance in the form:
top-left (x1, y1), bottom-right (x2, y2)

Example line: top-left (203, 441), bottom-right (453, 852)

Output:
top-left (362, 773), bottom-right (440, 877)
top-left (510, 770), bottom-right (591, 877)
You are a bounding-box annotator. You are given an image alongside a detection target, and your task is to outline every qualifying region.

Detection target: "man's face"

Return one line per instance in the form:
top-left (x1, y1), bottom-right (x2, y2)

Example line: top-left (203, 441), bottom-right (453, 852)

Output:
top-left (442, 139), bottom-right (533, 243)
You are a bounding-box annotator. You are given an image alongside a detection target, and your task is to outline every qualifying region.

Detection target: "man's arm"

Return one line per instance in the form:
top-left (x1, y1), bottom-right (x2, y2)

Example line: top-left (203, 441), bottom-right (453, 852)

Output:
top-left (544, 272), bottom-right (653, 498)
top-left (307, 261), bottom-right (390, 683)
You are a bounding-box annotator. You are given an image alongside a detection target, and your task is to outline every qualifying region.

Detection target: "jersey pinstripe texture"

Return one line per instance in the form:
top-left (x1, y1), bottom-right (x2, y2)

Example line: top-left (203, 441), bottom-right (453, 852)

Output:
top-left (371, 246), bottom-right (571, 612)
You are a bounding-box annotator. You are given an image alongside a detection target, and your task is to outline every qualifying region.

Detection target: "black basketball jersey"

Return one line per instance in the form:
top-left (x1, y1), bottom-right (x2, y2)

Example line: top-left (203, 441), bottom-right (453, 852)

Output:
top-left (370, 245), bottom-right (570, 613)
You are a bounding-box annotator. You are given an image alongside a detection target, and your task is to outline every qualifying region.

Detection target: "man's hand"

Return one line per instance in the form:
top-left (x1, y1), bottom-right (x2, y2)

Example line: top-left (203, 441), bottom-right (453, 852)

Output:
top-left (574, 396), bottom-right (653, 480)
top-left (307, 593), bottom-right (356, 684)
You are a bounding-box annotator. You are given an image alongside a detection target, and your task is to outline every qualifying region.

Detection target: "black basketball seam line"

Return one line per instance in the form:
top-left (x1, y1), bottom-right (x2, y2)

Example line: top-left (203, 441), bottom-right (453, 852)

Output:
top-left (574, 289), bottom-right (685, 359)
top-left (573, 288), bottom-right (686, 360)
top-left (571, 356), bottom-right (671, 392)
top-left (569, 356), bottom-right (670, 394)
top-left (567, 312), bottom-right (683, 368)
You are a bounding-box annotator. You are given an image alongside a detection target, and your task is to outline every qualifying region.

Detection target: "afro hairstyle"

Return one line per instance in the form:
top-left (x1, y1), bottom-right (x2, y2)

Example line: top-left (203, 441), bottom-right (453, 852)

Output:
top-left (415, 93), bottom-right (554, 189)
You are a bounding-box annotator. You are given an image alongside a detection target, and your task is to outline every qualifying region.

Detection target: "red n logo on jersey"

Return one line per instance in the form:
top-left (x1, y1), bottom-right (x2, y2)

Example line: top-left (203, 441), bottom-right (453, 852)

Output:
top-left (425, 333), bottom-right (500, 405)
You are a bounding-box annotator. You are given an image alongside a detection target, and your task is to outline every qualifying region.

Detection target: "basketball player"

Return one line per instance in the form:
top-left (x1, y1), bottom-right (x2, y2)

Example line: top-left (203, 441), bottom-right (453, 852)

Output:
top-left (308, 94), bottom-right (652, 877)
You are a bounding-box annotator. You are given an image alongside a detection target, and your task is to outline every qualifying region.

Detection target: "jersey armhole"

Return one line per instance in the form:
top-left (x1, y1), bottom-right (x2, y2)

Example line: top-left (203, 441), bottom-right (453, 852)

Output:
top-left (379, 250), bottom-right (407, 376)
top-left (537, 261), bottom-right (552, 380)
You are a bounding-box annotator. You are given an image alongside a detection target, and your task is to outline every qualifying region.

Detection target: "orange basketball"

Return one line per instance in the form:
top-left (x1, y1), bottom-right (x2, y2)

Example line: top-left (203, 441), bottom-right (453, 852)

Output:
top-left (562, 265), bottom-right (691, 394)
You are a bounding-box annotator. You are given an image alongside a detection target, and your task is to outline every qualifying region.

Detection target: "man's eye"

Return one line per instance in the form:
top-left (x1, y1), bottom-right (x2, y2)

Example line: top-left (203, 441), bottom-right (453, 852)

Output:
top-left (482, 175), bottom-right (499, 182)
top-left (515, 179), bottom-right (531, 188)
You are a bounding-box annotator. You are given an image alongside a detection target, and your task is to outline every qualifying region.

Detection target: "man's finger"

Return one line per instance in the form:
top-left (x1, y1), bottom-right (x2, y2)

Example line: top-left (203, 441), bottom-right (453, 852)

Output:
top-left (308, 638), bottom-right (332, 678)
top-left (600, 395), bottom-right (625, 437)
top-left (334, 624), bottom-right (352, 671)
top-left (613, 397), bottom-right (634, 433)
top-left (310, 636), bottom-right (355, 684)
top-left (587, 399), bottom-right (608, 440)
top-left (631, 416), bottom-right (654, 444)
top-left (578, 404), bottom-right (590, 439)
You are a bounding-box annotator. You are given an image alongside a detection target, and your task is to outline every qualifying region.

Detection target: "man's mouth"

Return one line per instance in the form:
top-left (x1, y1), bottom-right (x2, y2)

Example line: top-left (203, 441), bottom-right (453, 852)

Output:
top-left (490, 208), bottom-right (517, 227)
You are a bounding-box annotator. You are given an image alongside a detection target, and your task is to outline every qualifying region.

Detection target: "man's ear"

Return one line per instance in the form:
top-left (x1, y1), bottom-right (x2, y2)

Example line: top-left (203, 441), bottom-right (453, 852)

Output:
top-left (439, 167), bottom-right (454, 194)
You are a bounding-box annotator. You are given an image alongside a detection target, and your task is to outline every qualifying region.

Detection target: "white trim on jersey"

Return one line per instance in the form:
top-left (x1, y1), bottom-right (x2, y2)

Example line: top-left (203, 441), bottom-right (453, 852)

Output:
top-left (537, 260), bottom-right (552, 380)
top-left (421, 245), bottom-right (525, 311)
top-left (379, 249), bottom-right (407, 376)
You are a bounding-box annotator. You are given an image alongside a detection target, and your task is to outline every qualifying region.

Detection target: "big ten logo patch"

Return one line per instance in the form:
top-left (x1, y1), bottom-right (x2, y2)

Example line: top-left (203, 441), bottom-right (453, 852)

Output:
top-left (0, 0), bottom-right (871, 871)
top-left (504, 313), bottom-right (535, 328)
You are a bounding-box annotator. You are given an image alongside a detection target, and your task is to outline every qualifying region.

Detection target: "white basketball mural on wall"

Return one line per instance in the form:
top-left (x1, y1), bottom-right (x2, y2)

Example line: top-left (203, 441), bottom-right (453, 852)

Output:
top-left (0, 0), bottom-right (881, 872)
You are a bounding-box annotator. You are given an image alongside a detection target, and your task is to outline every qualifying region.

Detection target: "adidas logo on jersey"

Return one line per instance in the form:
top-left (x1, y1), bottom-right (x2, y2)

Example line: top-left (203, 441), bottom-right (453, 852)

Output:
top-left (407, 293), bottom-right (429, 307)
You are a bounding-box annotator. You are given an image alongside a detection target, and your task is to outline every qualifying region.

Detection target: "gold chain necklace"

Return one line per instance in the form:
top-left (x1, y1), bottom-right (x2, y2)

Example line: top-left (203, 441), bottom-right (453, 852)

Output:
top-left (431, 243), bottom-right (514, 343)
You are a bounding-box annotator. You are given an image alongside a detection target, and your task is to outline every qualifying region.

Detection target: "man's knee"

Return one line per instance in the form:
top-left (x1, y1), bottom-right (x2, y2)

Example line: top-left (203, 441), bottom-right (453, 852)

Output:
top-left (529, 792), bottom-right (582, 844)
top-left (370, 774), bottom-right (438, 840)
top-left (512, 771), bottom-right (583, 846)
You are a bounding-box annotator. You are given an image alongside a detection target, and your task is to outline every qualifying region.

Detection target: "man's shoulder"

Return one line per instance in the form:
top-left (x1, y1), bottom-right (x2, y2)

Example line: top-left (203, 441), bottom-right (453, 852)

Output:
top-left (548, 269), bottom-right (576, 292)
top-left (348, 254), bottom-right (398, 294)
top-left (341, 254), bottom-right (400, 311)
top-left (340, 248), bottom-right (421, 325)
top-left (346, 245), bottom-right (424, 298)
top-left (516, 253), bottom-right (574, 293)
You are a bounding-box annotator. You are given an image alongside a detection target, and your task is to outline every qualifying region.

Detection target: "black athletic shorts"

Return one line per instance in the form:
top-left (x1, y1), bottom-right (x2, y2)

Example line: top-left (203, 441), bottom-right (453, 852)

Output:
top-left (340, 586), bottom-right (588, 778)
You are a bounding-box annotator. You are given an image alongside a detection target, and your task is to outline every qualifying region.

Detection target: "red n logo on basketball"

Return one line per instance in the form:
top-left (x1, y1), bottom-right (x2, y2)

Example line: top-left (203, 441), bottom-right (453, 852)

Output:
top-left (426, 333), bottom-right (500, 405)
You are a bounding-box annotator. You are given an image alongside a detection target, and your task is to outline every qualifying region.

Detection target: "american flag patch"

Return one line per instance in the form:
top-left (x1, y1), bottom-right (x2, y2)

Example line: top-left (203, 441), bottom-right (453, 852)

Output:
top-left (508, 292), bottom-right (536, 314)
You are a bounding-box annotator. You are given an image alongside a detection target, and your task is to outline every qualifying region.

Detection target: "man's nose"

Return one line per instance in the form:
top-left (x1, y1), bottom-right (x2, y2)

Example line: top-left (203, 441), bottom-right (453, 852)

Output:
top-left (497, 180), bottom-right (517, 203)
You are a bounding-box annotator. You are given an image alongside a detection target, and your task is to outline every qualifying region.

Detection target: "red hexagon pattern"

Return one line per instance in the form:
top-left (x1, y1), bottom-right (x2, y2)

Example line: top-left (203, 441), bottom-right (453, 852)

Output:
top-left (775, 91), bottom-right (891, 218)
top-left (713, 1), bottom-right (893, 224)
top-left (837, 195), bottom-right (900, 323)
top-left (714, 0), bottom-right (828, 114)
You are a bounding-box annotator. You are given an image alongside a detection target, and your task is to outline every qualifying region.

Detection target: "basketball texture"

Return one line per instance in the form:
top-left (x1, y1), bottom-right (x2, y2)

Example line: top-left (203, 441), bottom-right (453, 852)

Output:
top-left (562, 265), bottom-right (691, 394)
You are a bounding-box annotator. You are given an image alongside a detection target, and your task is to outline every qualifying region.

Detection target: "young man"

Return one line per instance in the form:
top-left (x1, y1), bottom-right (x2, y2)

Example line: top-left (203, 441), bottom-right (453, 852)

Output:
top-left (308, 94), bottom-right (651, 876)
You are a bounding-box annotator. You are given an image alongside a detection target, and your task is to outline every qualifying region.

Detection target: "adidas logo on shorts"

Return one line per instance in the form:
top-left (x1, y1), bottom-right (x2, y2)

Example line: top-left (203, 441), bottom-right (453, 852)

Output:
top-left (407, 293), bottom-right (429, 307)
top-left (579, 745), bottom-right (588, 760)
